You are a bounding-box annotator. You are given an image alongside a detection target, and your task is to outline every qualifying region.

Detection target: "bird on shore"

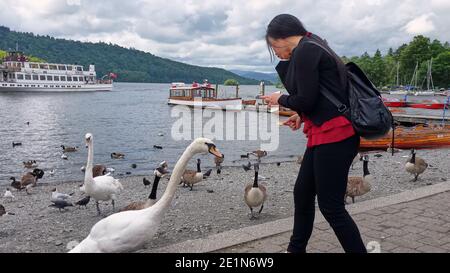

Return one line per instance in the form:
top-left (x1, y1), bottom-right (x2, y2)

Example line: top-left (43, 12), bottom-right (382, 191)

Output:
top-left (20, 168), bottom-right (45, 193)
top-left (51, 188), bottom-right (74, 202)
top-left (49, 169), bottom-right (55, 176)
top-left (75, 196), bottom-right (91, 209)
top-left (9, 177), bottom-right (23, 191)
top-left (3, 188), bottom-right (14, 202)
top-left (0, 204), bottom-right (15, 216)
top-left (242, 161), bottom-right (252, 172)
top-left (346, 155), bottom-right (372, 204)
top-left (180, 158), bottom-right (208, 190)
top-left (405, 149), bottom-right (428, 182)
top-left (61, 154), bottom-right (68, 160)
top-left (249, 150), bottom-right (267, 162)
top-left (49, 200), bottom-right (73, 212)
top-left (68, 138), bottom-right (223, 253)
top-left (244, 163), bottom-right (267, 220)
top-left (61, 145), bottom-right (78, 152)
top-left (203, 169), bottom-right (212, 179)
top-left (240, 153), bottom-right (249, 159)
top-left (85, 133), bottom-right (124, 215)
top-left (143, 177), bottom-right (151, 187)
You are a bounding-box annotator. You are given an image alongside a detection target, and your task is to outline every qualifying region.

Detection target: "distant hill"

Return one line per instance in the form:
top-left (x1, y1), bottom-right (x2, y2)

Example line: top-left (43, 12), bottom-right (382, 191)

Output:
top-left (0, 26), bottom-right (258, 84)
top-left (230, 70), bottom-right (278, 84)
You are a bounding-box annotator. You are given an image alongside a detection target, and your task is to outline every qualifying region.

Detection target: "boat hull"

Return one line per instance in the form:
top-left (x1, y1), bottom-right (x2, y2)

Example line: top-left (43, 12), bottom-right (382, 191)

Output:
top-left (168, 98), bottom-right (243, 110)
top-left (0, 83), bottom-right (113, 92)
top-left (408, 103), bottom-right (447, 110)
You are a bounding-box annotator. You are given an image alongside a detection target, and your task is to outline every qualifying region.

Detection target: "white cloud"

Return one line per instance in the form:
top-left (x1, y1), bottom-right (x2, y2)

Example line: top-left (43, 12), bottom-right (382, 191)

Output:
top-left (403, 14), bottom-right (436, 35)
top-left (0, 0), bottom-right (448, 73)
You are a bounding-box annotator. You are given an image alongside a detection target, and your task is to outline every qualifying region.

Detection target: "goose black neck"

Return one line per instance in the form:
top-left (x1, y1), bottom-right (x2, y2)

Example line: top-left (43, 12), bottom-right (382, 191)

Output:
top-left (410, 152), bottom-right (416, 164)
top-left (197, 161), bottom-right (201, 172)
top-left (253, 171), bottom-right (259, 187)
top-left (149, 175), bottom-right (160, 200)
top-left (363, 160), bottom-right (370, 176)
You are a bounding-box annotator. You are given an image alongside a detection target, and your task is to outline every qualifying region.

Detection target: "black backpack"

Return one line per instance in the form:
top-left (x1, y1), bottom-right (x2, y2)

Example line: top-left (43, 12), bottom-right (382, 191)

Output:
top-left (306, 40), bottom-right (393, 140)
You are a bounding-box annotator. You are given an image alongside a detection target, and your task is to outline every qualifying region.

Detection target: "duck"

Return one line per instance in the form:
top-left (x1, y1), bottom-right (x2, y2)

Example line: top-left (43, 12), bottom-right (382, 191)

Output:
top-left (346, 155), bottom-right (372, 204)
top-left (68, 137), bottom-right (223, 253)
top-left (20, 168), bottom-right (45, 193)
top-left (244, 163), bottom-right (267, 219)
top-left (75, 196), bottom-right (91, 209)
top-left (84, 133), bottom-right (124, 215)
top-left (180, 158), bottom-right (206, 190)
top-left (12, 141), bottom-right (22, 147)
top-left (61, 145), bottom-right (78, 152)
top-left (153, 145), bottom-right (163, 150)
top-left (120, 163), bottom-right (169, 212)
top-left (3, 188), bottom-right (15, 202)
top-left (0, 204), bottom-right (15, 216)
top-left (405, 149), bottom-right (428, 181)
top-left (250, 150), bottom-right (267, 162)
top-left (111, 152), bottom-right (125, 159)
top-left (51, 188), bottom-right (74, 202)
top-left (215, 155), bottom-right (224, 174)
top-left (9, 177), bottom-right (23, 191)
top-left (23, 160), bottom-right (37, 169)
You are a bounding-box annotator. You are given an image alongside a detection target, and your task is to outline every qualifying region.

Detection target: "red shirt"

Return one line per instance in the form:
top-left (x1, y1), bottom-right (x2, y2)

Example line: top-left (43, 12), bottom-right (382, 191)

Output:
top-left (302, 115), bottom-right (355, 148)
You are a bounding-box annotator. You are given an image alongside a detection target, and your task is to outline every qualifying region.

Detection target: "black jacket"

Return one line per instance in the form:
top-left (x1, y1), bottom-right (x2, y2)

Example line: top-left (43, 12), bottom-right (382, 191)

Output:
top-left (277, 34), bottom-right (349, 126)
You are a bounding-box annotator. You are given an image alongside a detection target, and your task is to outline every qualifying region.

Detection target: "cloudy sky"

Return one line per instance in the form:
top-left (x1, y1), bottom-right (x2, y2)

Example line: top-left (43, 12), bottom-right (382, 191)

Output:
top-left (0, 0), bottom-right (449, 72)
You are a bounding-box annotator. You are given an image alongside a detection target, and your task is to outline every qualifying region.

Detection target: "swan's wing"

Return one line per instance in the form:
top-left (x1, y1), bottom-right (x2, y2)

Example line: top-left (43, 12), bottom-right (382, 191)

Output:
top-left (94, 175), bottom-right (123, 191)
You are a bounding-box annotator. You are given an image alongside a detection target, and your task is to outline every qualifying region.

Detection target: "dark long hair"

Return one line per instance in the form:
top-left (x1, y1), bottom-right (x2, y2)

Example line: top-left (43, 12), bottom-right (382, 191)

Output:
top-left (265, 14), bottom-right (308, 62)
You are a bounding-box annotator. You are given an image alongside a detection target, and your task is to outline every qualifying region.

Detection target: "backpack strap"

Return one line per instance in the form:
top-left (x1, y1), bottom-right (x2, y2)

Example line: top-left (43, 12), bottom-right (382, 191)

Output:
top-left (304, 40), bottom-right (350, 118)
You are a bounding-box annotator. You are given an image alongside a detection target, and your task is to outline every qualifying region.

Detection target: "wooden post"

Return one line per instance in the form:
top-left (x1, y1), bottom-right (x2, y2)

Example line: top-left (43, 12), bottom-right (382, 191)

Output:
top-left (236, 84), bottom-right (239, 98)
top-left (260, 81), bottom-right (265, 96)
top-left (215, 83), bottom-right (218, 98)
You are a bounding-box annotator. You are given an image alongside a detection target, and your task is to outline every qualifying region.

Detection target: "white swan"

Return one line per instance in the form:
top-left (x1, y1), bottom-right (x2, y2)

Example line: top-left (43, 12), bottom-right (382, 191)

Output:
top-left (84, 133), bottom-right (123, 215)
top-left (69, 137), bottom-right (223, 253)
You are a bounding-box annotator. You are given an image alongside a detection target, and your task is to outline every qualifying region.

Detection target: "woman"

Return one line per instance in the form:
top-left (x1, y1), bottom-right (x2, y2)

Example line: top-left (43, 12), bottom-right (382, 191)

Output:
top-left (261, 14), bottom-right (367, 253)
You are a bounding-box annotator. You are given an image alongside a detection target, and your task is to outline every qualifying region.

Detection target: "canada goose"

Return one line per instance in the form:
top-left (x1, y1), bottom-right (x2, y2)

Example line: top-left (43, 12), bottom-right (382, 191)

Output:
top-left (9, 177), bottom-right (23, 191)
top-left (215, 155), bottom-right (224, 174)
top-left (23, 160), bottom-right (37, 168)
top-left (51, 188), bottom-right (74, 202)
top-left (49, 200), bottom-right (73, 212)
top-left (180, 158), bottom-right (204, 190)
top-left (244, 163), bottom-right (267, 219)
top-left (346, 155), bottom-right (372, 204)
top-left (203, 169), bottom-right (212, 178)
top-left (68, 137), bottom-right (223, 253)
top-left (240, 154), bottom-right (250, 159)
top-left (20, 168), bottom-right (45, 192)
top-left (3, 188), bottom-right (14, 202)
top-left (12, 142), bottom-right (22, 147)
top-left (121, 163), bottom-right (168, 212)
top-left (61, 145), bottom-right (78, 152)
top-left (111, 152), bottom-right (125, 159)
top-left (75, 196), bottom-right (91, 209)
top-left (250, 150), bottom-right (267, 162)
top-left (405, 149), bottom-right (428, 181)
top-left (351, 153), bottom-right (362, 170)
top-left (85, 133), bottom-right (124, 215)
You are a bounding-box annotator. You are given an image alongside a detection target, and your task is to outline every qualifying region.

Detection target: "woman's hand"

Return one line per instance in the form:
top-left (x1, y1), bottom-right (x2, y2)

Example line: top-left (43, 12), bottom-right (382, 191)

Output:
top-left (281, 114), bottom-right (303, 131)
top-left (260, 91), bottom-right (282, 107)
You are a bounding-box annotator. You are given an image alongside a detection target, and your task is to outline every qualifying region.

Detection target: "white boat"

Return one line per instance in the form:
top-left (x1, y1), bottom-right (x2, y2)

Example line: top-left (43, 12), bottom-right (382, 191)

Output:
top-left (413, 91), bottom-right (435, 96)
top-left (389, 90), bottom-right (408, 95)
top-left (168, 81), bottom-right (242, 110)
top-left (0, 51), bottom-right (114, 92)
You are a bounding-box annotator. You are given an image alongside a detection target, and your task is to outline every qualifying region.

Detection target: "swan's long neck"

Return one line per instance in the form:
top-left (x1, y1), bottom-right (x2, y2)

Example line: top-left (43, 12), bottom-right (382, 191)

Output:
top-left (152, 145), bottom-right (195, 213)
top-left (85, 141), bottom-right (94, 183)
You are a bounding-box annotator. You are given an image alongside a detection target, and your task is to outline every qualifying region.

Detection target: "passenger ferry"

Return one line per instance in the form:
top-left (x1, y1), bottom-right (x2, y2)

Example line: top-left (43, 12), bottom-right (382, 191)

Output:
top-left (0, 51), bottom-right (114, 92)
top-left (168, 80), bottom-right (242, 110)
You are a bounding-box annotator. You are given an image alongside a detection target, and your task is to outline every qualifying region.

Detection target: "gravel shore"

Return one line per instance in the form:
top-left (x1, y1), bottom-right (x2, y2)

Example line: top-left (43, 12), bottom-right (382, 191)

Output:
top-left (0, 148), bottom-right (448, 253)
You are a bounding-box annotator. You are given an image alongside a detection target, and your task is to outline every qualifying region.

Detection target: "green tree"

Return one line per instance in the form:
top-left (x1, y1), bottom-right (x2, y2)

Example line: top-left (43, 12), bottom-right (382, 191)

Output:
top-left (224, 79), bottom-right (239, 85)
top-left (432, 51), bottom-right (450, 88)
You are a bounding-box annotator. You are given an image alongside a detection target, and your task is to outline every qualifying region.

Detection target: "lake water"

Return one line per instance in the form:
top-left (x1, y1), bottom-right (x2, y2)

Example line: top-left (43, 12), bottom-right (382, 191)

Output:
top-left (1, 83), bottom-right (448, 186)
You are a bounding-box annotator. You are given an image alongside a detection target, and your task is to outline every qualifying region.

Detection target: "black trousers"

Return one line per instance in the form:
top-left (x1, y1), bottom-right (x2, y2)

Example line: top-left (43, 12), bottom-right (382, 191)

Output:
top-left (287, 134), bottom-right (367, 253)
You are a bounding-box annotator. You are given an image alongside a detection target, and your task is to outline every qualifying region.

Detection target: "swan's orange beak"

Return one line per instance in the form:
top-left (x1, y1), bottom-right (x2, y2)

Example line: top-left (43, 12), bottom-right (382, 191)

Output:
top-left (208, 145), bottom-right (223, 158)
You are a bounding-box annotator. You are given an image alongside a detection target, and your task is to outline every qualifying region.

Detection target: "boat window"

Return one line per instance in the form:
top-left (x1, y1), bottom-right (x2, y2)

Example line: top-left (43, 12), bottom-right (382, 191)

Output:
top-left (39, 64), bottom-right (49, 69)
top-left (54, 76), bottom-right (59, 81)
top-left (67, 66), bottom-right (72, 70)
top-left (49, 65), bottom-right (57, 70)
top-left (73, 77), bottom-right (78, 81)
top-left (17, 74), bottom-right (24, 80)
top-left (47, 75), bottom-right (53, 81)
top-left (25, 74), bottom-right (31, 80)
top-left (32, 75), bottom-right (38, 80)
top-left (58, 65), bottom-right (66, 70)
top-left (60, 76), bottom-right (66, 81)
top-left (30, 63), bottom-right (39, 69)
top-left (77, 66), bottom-right (82, 71)
top-left (79, 76), bottom-right (84, 81)
top-left (67, 76), bottom-right (72, 81)
top-left (40, 75), bottom-right (45, 81)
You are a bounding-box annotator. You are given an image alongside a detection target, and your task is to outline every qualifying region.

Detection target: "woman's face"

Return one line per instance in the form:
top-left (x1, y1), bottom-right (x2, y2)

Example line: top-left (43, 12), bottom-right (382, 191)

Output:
top-left (268, 37), bottom-right (293, 60)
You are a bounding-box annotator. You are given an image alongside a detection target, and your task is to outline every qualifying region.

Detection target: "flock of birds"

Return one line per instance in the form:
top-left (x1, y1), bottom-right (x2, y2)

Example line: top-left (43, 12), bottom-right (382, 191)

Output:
top-left (1, 130), bottom-right (431, 252)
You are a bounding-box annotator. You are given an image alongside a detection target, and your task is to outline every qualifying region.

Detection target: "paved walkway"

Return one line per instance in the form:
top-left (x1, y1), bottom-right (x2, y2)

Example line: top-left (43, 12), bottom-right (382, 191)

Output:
top-left (151, 182), bottom-right (450, 253)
